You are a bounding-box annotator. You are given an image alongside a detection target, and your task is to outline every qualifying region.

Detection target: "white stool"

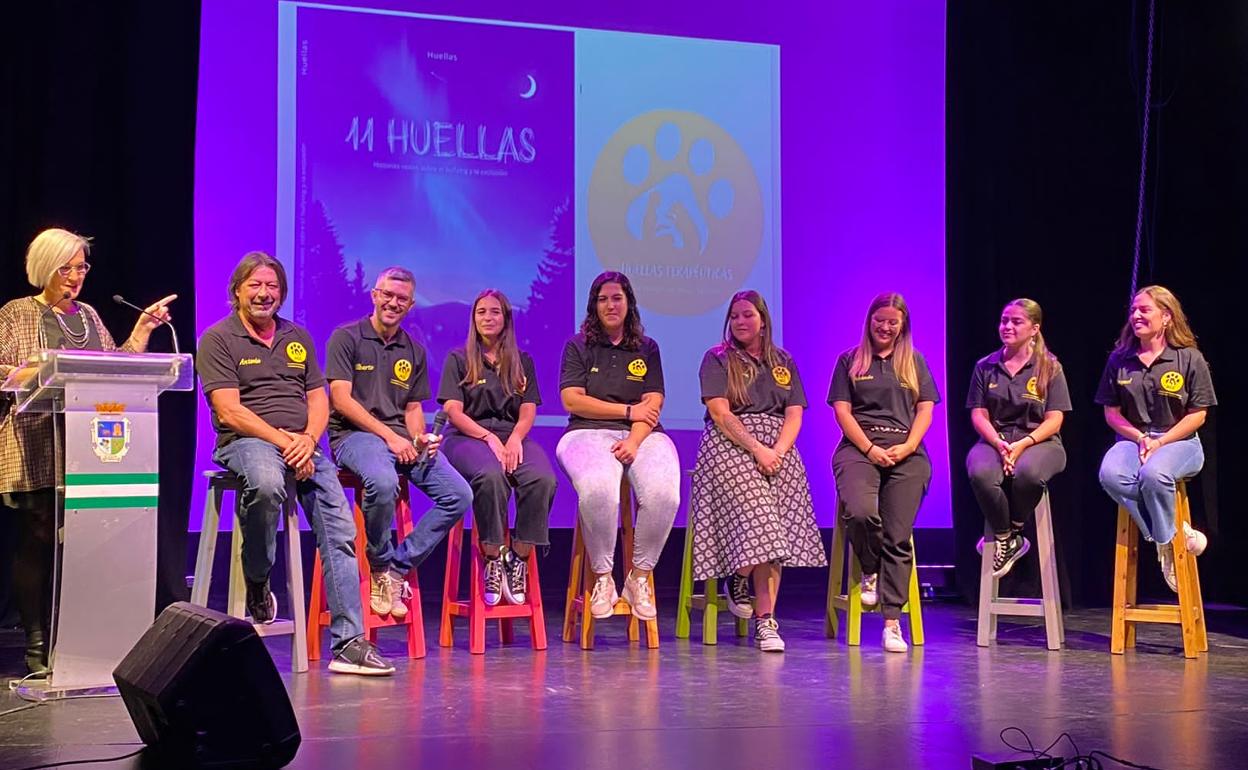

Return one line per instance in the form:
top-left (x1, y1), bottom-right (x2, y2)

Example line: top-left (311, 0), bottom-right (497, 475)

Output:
top-left (976, 489), bottom-right (1064, 650)
top-left (190, 470), bottom-right (309, 673)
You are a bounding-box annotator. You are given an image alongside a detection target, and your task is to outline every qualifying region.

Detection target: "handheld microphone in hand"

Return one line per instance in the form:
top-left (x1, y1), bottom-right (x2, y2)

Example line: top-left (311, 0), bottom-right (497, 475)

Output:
top-left (113, 294), bottom-right (180, 355)
top-left (417, 410), bottom-right (449, 468)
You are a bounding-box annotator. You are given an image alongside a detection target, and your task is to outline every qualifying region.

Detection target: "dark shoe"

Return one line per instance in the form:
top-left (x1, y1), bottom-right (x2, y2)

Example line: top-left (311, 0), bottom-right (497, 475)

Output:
top-left (725, 572), bottom-right (753, 619)
top-left (245, 578), bottom-right (277, 625)
top-left (991, 534), bottom-right (1031, 579)
top-left (328, 637), bottom-right (395, 676)
top-left (501, 549), bottom-right (528, 605)
top-left (483, 556), bottom-right (505, 607)
top-left (24, 629), bottom-right (49, 677)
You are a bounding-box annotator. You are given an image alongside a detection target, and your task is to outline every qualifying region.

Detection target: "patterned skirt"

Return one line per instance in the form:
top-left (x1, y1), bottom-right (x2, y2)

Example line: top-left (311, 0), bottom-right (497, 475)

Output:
top-left (690, 413), bottom-right (826, 580)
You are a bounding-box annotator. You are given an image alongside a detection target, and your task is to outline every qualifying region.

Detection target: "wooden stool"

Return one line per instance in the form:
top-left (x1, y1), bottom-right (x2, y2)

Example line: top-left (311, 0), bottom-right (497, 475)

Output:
top-left (307, 472), bottom-right (425, 660)
top-left (976, 489), bottom-right (1064, 650)
top-left (190, 470), bottom-right (308, 673)
top-left (1111, 480), bottom-right (1207, 659)
top-left (439, 519), bottom-right (547, 654)
top-left (562, 477), bottom-right (660, 650)
top-left (824, 501), bottom-right (924, 645)
top-left (674, 512), bottom-right (749, 645)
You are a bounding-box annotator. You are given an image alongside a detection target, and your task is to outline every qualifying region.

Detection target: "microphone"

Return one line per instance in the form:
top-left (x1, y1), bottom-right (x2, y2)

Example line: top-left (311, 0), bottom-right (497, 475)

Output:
top-left (417, 410), bottom-right (449, 468)
top-left (113, 294), bottom-right (179, 355)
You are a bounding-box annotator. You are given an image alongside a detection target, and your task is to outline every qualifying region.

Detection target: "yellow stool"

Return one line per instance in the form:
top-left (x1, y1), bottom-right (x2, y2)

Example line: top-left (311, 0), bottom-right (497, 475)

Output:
top-left (977, 489), bottom-right (1064, 650)
top-left (190, 470), bottom-right (308, 673)
top-left (824, 501), bottom-right (924, 645)
top-left (1111, 480), bottom-right (1207, 658)
top-left (674, 512), bottom-right (749, 645)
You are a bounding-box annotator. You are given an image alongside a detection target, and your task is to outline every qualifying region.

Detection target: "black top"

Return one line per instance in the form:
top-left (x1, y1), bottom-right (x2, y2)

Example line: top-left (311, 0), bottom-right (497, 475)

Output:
top-left (437, 348), bottom-right (542, 436)
top-left (1094, 345), bottom-right (1217, 433)
top-left (827, 349), bottom-right (941, 433)
top-left (558, 333), bottom-right (665, 432)
top-left (966, 350), bottom-right (1073, 443)
top-left (42, 310), bottom-right (102, 351)
top-left (698, 346), bottom-right (807, 421)
top-left (197, 314), bottom-right (325, 449)
top-left (324, 317), bottom-right (429, 447)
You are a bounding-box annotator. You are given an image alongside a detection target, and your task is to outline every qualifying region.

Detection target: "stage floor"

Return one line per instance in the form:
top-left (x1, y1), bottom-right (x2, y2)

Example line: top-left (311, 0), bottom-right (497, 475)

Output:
top-left (1, 596), bottom-right (1245, 770)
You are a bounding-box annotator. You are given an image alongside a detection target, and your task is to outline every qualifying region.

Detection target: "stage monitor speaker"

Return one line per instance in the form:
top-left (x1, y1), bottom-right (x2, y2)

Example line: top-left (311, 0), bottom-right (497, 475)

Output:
top-left (112, 601), bottom-right (301, 769)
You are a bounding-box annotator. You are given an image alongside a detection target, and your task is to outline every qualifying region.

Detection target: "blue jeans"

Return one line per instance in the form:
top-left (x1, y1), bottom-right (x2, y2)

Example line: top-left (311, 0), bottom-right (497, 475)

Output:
top-left (213, 438), bottom-right (362, 652)
top-left (332, 431), bottom-right (472, 574)
top-left (1098, 435), bottom-right (1204, 544)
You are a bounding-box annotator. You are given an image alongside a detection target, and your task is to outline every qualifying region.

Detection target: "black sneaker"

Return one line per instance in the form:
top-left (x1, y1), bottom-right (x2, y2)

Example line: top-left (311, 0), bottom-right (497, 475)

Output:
top-left (328, 637), bottom-right (395, 676)
top-left (245, 578), bottom-right (277, 625)
top-left (501, 549), bottom-right (528, 605)
top-left (483, 556), bottom-right (505, 607)
top-left (725, 572), bottom-right (753, 619)
top-left (991, 533), bottom-right (1031, 579)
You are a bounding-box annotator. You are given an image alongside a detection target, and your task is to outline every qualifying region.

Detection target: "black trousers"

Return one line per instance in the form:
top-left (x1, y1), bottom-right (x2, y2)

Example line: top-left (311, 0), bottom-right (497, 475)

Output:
top-left (2, 489), bottom-right (55, 655)
top-left (832, 440), bottom-right (931, 620)
top-left (966, 439), bottom-right (1066, 535)
top-left (442, 430), bottom-right (556, 548)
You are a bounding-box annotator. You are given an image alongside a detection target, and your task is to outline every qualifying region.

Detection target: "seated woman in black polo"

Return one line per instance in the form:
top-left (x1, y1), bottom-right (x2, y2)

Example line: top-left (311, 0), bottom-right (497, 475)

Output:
top-left (966, 298), bottom-right (1071, 579)
top-left (438, 289), bottom-right (557, 606)
top-left (689, 290), bottom-right (825, 653)
top-left (556, 271), bottom-right (680, 625)
top-left (829, 292), bottom-right (940, 653)
top-left (1095, 285), bottom-right (1216, 592)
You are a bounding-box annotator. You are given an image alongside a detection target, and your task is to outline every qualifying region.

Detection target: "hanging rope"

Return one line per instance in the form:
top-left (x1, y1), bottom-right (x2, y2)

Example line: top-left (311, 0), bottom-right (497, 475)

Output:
top-left (1129, 0), bottom-right (1157, 301)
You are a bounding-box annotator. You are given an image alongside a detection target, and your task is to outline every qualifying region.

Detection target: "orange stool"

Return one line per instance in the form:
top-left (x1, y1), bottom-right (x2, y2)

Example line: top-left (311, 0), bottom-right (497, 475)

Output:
top-left (439, 519), bottom-right (547, 654)
top-left (1111, 480), bottom-right (1207, 659)
top-left (307, 472), bottom-right (425, 660)
top-left (563, 477), bottom-right (659, 650)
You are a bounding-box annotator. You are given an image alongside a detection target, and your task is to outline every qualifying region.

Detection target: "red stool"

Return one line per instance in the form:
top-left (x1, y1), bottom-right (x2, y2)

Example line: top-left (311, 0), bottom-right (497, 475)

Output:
top-left (307, 472), bottom-right (425, 660)
top-left (439, 520), bottom-right (547, 654)
top-left (563, 477), bottom-right (660, 650)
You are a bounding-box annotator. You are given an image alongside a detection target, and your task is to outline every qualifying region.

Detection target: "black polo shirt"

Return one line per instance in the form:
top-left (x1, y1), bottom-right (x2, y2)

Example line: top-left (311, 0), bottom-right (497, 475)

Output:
top-left (966, 350), bottom-right (1073, 443)
top-left (698, 346), bottom-right (807, 421)
top-left (827, 348), bottom-right (941, 432)
top-left (197, 313), bottom-right (325, 449)
top-left (1094, 345), bottom-right (1216, 433)
top-left (437, 348), bottom-right (541, 435)
top-left (559, 333), bottom-right (665, 432)
top-left (325, 317), bottom-right (429, 446)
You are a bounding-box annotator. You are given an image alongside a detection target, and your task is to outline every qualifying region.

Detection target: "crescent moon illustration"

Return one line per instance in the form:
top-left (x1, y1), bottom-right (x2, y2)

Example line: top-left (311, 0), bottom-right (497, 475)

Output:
top-left (520, 74), bottom-right (537, 99)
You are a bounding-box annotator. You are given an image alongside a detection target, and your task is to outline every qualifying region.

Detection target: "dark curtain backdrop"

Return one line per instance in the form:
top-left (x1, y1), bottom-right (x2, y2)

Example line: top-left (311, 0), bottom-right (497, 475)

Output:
top-left (948, 1), bottom-right (1248, 607)
top-left (0, 1), bottom-right (201, 612)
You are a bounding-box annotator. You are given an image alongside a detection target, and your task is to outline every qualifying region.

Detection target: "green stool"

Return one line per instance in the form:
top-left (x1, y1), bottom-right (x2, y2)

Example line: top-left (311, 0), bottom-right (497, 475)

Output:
top-left (675, 515), bottom-right (749, 644)
top-left (824, 505), bottom-right (925, 646)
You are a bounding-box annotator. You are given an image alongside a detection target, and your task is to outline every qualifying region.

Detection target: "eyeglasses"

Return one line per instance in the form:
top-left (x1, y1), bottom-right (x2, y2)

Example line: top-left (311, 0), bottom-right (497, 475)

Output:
top-left (57, 262), bottom-right (91, 277)
top-left (373, 288), bottom-right (413, 308)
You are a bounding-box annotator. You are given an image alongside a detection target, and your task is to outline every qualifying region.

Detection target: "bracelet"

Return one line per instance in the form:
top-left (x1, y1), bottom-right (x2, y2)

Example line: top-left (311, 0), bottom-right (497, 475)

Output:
top-left (863, 443), bottom-right (876, 456)
top-left (626, 404), bottom-right (632, 421)
top-left (1025, 435), bottom-right (1037, 446)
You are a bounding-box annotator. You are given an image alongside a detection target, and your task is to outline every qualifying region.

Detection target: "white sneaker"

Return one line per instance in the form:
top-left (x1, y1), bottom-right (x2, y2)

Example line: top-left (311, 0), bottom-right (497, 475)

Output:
top-left (1157, 543), bottom-right (1178, 594)
top-left (622, 572), bottom-right (657, 621)
top-left (860, 573), bottom-right (879, 607)
top-left (754, 616), bottom-right (785, 653)
top-left (882, 622), bottom-right (908, 653)
top-left (1183, 522), bottom-right (1208, 556)
top-left (589, 574), bottom-right (619, 619)
top-left (483, 557), bottom-right (505, 607)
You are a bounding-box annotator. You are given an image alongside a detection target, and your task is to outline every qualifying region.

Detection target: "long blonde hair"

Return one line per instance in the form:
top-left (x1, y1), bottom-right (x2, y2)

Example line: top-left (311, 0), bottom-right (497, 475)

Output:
top-left (1113, 285), bottom-right (1198, 354)
top-left (716, 290), bottom-right (784, 409)
top-left (462, 289), bottom-right (526, 395)
top-left (1003, 298), bottom-right (1060, 399)
top-left (849, 292), bottom-right (919, 393)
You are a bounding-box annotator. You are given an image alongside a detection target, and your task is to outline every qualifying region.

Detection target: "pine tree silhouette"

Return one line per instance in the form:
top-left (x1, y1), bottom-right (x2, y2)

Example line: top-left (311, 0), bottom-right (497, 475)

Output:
top-left (517, 197), bottom-right (574, 411)
top-left (296, 199), bottom-right (371, 350)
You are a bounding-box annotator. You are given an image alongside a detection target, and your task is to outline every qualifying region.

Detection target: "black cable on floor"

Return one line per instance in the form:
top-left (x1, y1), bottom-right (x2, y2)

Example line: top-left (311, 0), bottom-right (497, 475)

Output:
top-left (7, 746), bottom-right (145, 770)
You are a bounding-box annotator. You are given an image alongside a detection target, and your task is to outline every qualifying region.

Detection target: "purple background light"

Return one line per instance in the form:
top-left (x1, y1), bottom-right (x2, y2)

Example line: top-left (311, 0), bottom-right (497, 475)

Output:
top-left (194, 1), bottom-right (946, 529)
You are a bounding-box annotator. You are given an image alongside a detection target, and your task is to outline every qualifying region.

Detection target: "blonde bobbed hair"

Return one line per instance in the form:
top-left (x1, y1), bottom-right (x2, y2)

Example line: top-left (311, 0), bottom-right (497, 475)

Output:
top-left (26, 228), bottom-right (91, 290)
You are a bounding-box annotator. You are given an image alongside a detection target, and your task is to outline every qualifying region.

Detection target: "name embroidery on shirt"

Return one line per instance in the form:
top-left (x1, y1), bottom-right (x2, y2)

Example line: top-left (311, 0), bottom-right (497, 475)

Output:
top-left (354, 363), bottom-right (375, 371)
top-left (239, 357), bottom-right (261, 366)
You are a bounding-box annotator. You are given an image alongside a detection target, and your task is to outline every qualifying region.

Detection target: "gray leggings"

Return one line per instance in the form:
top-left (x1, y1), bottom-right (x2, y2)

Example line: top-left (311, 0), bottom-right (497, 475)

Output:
top-left (555, 429), bottom-right (681, 575)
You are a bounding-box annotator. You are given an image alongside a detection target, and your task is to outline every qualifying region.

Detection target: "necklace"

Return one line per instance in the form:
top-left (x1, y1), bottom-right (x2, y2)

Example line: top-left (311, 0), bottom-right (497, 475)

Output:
top-left (52, 305), bottom-right (91, 348)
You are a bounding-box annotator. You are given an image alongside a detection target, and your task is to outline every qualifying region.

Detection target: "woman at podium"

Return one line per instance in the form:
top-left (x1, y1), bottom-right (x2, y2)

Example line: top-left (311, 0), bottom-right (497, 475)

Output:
top-left (0, 227), bottom-right (175, 676)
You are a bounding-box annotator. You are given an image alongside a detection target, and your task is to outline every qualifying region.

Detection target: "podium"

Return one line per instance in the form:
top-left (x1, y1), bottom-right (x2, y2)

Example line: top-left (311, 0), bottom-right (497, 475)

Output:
top-left (2, 349), bottom-right (193, 699)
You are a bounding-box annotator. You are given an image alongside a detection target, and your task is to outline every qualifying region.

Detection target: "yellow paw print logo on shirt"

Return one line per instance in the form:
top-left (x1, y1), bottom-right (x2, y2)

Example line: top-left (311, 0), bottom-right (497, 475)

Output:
top-left (285, 342), bottom-right (307, 363)
top-left (393, 359), bottom-right (413, 382)
top-left (1026, 376), bottom-right (1038, 397)
top-left (772, 366), bottom-right (792, 387)
top-left (628, 358), bottom-right (648, 377)
top-left (1160, 371), bottom-right (1184, 393)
